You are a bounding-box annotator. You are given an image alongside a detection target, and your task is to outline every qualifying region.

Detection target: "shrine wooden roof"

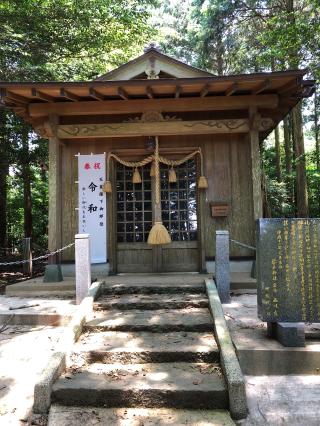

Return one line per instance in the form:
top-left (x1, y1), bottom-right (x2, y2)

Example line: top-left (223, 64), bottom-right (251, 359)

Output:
top-left (0, 70), bottom-right (313, 105)
top-left (0, 69), bottom-right (315, 141)
top-left (95, 46), bottom-right (215, 80)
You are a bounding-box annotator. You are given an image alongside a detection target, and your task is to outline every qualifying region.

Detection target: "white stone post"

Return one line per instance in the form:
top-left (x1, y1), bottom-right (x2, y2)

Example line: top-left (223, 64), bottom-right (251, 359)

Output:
top-left (75, 234), bottom-right (91, 305)
top-left (215, 230), bottom-right (231, 304)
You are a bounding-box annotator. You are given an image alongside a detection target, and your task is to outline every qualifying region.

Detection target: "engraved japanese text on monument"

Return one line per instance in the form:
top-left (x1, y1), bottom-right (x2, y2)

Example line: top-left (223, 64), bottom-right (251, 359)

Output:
top-left (257, 219), bottom-right (320, 322)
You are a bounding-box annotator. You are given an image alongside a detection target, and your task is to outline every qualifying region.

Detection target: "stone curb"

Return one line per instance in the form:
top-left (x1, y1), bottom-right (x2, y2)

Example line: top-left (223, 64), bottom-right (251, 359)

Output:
top-left (33, 280), bottom-right (103, 414)
top-left (205, 278), bottom-right (247, 420)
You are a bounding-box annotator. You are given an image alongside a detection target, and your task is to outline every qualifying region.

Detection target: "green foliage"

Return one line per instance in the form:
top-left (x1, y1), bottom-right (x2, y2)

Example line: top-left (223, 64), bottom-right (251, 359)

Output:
top-left (1, 0), bottom-right (320, 254)
top-left (0, 0), bottom-right (156, 81)
top-left (0, 0), bottom-right (155, 252)
top-left (307, 157), bottom-right (320, 218)
top-left (262, 144), bottom-right (294, 217)
top-left (155, 0), bottom-right (320, 218)
top-left (5, 113), bottom-right (48, 248)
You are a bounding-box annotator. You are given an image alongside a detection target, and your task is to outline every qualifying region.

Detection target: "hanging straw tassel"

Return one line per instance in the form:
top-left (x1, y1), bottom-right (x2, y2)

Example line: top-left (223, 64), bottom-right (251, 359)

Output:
top-left (103, 153), bottom-right (112, 193)
top-left (198, 147), bottom-right (208, 189)
top-left (198, 175), bottom-right (208, 189)
top-left (102, 180), bottom-right (112, 193)
top-left (150, 161), bottom-right (155, 177)
top-left (147, 222), bottom-right (171, 245)
top-left (168, 167), bottom-right (177, 183)
top-left (132, 168), bottom-right (142, 184)
top-left (148, 136), bottom-right (171, 245)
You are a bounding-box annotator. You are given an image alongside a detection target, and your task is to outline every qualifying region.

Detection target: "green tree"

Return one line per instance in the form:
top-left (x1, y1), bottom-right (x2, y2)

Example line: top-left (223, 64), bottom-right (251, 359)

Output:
top-left (156, 0), bottom-right (320, 218)
top-left (0, 0), bottom-right (156, 250)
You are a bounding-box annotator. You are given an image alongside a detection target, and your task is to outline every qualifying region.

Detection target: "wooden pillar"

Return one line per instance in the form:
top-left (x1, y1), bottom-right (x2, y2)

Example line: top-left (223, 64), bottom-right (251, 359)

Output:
top-left (47, 116), bottom-right (62, 253)
top-left (249, 107), bottom-right (263, 220)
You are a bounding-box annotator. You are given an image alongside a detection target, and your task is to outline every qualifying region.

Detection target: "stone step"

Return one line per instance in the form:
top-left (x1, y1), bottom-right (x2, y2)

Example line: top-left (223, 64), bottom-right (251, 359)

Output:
top-left (85, 308), bottom-right (213, 332)
top-left (48, 405), bottom-right (234, 426)
top-left (102, 281), bottom-right (206, 295)
top-left (71, 331), bottom-right (219, 364)
top-left (5, 290), bottom-right (75, 299)
top-left (94, 293), bottom-right (209, 310)
top-left (51, 362), bottom-right (228, 409)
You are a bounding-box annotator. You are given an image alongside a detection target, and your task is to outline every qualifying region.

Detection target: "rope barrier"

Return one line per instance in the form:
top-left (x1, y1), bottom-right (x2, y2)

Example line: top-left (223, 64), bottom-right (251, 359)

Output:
top-left (230, 239), bottom-right (256, 251)
top-left (0, 242), bottom-right (75, 266)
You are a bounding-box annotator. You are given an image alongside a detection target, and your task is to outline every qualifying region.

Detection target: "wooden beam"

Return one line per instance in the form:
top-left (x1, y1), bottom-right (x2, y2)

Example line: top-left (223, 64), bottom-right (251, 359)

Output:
top-left (57, 117), bottom-right (274, 139)
top-left (252, 79), bottom-right (270, 95)
top-left (1, 89), bottom-right (29, 104)
top-left (200, 84), bottom-right (210, 97)
top-left (89, 87), bottom-right (105, 101)
top-left (146, 86), bottom-right (154, 99)
top-left (118, 87), bottom-right (129, 100)
top-left (225, 83), bottom-right (238, 96)
top-left (48, 114), bottom-right (62, 252)
top-left (29, 95), bottom-right (279, 117)
top-left (278, 78), bottom-right (300, 96)
top-left (60, 88), bottom-right (81, 102)
top-left (249, 106), bottom-right (263, 220)
top-left (12, 105), bottom-right (29, 119)
top-left (175, 86), bottom-right (181, 98)
top-left (32, 88), bottom-right (55, 102)
top-left (43, 115), bottom-right (60, 138)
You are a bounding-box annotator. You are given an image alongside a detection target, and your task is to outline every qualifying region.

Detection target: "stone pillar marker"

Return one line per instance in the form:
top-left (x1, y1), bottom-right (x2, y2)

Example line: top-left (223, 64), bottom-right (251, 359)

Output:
top-left (215, 230), bottom-right (231, 304)
top-left (22, 237), bottom-right (32, 277)
top-left (75, 234), bottom-right (91, 305)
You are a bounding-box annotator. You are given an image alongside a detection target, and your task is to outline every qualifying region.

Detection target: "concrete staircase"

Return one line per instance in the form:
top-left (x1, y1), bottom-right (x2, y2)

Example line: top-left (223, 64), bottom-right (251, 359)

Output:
top-left (49, 275), bottom-right (234, 425)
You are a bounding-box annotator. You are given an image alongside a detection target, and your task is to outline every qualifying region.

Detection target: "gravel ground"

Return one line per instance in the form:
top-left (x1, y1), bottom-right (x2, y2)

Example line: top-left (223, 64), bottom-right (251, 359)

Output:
top-left (0, 323), bottom-right (66, 425)
top-left (0, 294), bottom-right (75, 426)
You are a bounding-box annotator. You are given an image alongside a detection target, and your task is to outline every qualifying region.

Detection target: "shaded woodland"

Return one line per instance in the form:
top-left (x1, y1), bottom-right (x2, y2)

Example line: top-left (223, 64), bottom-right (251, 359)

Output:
top-left (0, 0), bottom-right (319, 254)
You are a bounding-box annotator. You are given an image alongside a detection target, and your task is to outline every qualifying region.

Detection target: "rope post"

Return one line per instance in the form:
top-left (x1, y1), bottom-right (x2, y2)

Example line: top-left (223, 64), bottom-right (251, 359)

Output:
top-left (22, 237), bottom-right (32, 277)
top-left (215, 230), bottom-right (231, 304)
top-left (75, 233), bottom-right (91, 305)
top-left (43, 246), bottom-right (63, 283)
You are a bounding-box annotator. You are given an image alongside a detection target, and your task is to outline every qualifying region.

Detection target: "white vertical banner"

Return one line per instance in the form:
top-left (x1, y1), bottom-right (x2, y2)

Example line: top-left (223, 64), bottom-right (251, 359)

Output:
top-left (78, 154), bottom-right (107, 263)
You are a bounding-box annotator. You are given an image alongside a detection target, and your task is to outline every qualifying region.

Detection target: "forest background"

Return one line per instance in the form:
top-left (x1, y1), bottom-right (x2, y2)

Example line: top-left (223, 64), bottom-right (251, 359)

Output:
top-left (0, 0), bottom-right (319, 256)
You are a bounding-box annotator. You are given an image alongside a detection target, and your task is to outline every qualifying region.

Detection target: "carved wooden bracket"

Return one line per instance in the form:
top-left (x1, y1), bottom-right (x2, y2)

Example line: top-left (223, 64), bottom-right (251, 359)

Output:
top-left (250, 113), bottom-right (261, 131)
top-left (126, 110), bottom-right (181, 123)
top-left (57, 118), bottom-right (274, 139)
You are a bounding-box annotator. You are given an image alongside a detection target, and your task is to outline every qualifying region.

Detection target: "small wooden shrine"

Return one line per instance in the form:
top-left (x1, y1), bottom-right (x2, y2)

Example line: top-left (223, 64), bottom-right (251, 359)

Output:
top-left (0, 44), bottom-right (315, 273)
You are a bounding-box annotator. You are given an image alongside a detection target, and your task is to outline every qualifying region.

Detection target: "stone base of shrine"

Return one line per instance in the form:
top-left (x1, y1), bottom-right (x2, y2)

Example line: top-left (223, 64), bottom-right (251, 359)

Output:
top-left (5, 277), bottom-right (76, 298)
top-left (225, 292), bottom-right (320, 375)
top-left (61, 262), bottom-right (110, 278)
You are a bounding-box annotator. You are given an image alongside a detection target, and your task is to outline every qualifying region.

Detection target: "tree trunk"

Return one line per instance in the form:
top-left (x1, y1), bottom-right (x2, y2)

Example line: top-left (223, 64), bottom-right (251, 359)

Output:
top-left (285, 0), bottom-right (308, 217)
top-left (292, 102), bottom-right (309, 217)
top-left (0, 109), bottom-right (8, 249)
top-left (274, 125), bottom-right (281, 182)
top-left (261, 171), bottom-right (272, 218)
top-left (314, 91), bottom-right (320, 213)
top-left (271, 59), bottom-right (281, 183)
top-left (216, 32), bottom-right (223, 76)
top-left (283, 115), bottom-right (294, 203)
top-left (21, 125), bottom-right (33, 237)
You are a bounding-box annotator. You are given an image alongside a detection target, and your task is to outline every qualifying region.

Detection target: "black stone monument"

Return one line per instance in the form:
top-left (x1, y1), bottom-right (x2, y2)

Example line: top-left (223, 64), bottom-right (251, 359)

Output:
top-left (256, 218), bottom-right (320, 346)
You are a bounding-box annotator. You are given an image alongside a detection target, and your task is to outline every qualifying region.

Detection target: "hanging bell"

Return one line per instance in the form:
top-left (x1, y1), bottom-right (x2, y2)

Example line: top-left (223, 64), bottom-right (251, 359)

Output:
top-left (150, 162), bottom-right (155, 177)
top-left (132, 167), bottom-right (142, 184)
top-left (198, 175), bottom-right (208, 189)
top-left (168, 167), bottom-right (177, 183)
top-left (102, 180), bottom-right (112, 193)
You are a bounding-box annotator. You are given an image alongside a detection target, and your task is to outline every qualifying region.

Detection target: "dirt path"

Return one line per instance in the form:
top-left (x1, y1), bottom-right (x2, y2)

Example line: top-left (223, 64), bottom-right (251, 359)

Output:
top-left (0, 294), bottom-right (76, 425)
top-left (0, 323), bottom-right (66, 425)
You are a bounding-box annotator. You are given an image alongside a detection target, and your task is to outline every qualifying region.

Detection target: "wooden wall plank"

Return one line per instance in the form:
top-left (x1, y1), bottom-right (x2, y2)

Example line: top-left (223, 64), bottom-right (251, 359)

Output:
top-left (249, 107), bottom-right (263, 220)
top-left (229, 135), bottom-right (254, 257)
top-left (59, 133), bottom-right (255, 263)
top-left (48, 136), bottom-right (62, 252)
